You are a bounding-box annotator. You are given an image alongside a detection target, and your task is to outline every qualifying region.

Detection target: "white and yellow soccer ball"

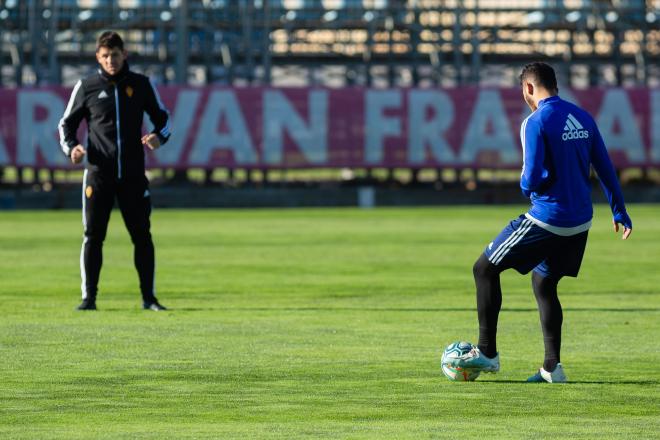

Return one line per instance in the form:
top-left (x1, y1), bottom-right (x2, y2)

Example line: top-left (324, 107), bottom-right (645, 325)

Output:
top-left (441, 341), bottom-right (481, 382)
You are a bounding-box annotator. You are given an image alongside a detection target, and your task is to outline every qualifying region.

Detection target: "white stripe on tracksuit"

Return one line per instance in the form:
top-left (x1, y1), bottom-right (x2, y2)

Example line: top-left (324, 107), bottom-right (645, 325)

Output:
top-left (58, 80), bottom-right (83, 156)
top-left (488, 219), bottom-right (534, 265)
top-left (80, 169), bottom-right (88, 299)
top-left (520, 114), bottom-right (532, 178)
top-left (149, 78), bottom-right (171, 138)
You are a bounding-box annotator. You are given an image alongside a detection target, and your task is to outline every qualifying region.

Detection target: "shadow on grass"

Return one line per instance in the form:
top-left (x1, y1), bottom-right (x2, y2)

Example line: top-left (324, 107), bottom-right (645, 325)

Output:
top-left (75, 308), bottom-right (170, 313)
top-left (170, 307), bottom-right (659, 313)
top-left (478, 379), bottom-right (660, 385)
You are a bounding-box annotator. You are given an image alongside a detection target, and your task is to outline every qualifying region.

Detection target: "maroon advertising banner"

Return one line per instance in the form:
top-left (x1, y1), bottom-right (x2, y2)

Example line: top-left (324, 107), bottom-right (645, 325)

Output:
top-left (0, 86), bottom-right (658, 169)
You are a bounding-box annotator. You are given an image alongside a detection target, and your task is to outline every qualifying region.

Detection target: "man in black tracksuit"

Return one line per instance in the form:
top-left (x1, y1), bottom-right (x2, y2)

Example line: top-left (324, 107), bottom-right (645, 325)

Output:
top-left (58, 31), bottom-right (170, 311)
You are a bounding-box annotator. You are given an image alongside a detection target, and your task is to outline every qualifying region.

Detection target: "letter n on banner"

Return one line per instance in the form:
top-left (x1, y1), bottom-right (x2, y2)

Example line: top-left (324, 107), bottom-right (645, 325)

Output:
top-left (263, 90), bottom-right (328, 166)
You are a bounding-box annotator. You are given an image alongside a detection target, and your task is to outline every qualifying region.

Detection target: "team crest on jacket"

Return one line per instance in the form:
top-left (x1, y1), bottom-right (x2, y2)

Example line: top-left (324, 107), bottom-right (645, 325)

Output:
top-left (126, 86), bottom-right (133, 97)
top-left (85, 186), bottom-right (93, 198)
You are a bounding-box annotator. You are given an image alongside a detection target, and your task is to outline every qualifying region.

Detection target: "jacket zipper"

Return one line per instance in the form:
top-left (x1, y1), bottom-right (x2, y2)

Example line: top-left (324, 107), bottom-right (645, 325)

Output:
top-left (114, 85), bottom-right (123, 179)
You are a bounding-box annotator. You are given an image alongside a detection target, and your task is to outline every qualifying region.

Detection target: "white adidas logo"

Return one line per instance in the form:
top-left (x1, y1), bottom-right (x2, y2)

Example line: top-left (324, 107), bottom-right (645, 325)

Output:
top-left (98, 90), bottom-right (109, 99)
top-left (562, 113), bottom-right (589, 141)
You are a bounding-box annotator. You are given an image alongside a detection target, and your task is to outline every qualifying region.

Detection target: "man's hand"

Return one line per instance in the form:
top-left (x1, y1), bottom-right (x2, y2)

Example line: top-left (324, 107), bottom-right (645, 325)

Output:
top-left (613, 219), bottom-right (632, 240)
top-left (70, 145), bottom-right (86, 164)
top-left (141, 133), bottom-right (161, 150)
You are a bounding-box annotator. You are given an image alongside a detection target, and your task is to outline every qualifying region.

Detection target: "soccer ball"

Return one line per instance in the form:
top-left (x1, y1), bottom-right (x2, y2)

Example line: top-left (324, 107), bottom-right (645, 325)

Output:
top-left (441, 341), bottom-right (481, 382)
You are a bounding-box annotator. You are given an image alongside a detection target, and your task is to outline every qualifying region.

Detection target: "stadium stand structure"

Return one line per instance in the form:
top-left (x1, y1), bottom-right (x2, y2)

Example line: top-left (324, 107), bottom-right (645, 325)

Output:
top-left (0, 0), bottom-right (659, 205)
top-left (0, 0), bottom-right (658, 88)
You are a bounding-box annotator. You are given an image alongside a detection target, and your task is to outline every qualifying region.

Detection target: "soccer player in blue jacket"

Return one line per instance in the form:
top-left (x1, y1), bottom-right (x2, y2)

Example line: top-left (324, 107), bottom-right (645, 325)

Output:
top-left (449, 62), bottom-right (633, 382)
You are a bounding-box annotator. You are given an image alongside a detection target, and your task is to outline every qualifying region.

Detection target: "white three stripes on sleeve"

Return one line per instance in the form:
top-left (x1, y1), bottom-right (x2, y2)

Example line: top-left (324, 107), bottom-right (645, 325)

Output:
top-left (520, 115), bottom-right (531, 177)
top-left (58, 80), bottom-right (82, 156)
top-left (148, 78), bottom-right (171, 138)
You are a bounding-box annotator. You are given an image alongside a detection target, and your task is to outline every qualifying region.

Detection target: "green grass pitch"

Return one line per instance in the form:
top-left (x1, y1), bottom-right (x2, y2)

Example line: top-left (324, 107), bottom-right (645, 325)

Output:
top-left (0, 205), bottom-right (658, 439)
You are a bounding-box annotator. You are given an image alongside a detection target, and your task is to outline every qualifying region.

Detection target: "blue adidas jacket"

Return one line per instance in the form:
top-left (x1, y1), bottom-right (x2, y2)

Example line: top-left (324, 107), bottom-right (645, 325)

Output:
top-left (520, 95), bottom-right (631, 230)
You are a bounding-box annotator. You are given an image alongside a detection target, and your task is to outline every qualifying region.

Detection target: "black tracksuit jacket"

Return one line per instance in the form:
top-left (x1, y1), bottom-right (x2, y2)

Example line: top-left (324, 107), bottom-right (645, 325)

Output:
top-left (58, 63), bottom-right (170, 179)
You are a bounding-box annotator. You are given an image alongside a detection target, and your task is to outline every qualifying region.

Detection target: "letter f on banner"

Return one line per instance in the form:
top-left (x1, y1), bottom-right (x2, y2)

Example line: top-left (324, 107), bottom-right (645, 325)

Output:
top-left (365, 90), bottom-right (402, 164)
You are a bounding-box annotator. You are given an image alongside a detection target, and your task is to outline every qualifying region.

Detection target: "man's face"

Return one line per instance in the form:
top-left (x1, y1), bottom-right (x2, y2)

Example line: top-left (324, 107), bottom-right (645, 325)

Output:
top-left (96, 46), bottom-right (127, 76)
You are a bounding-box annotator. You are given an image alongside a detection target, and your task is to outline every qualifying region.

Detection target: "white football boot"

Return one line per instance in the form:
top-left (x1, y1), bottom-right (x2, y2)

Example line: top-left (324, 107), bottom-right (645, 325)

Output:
top-left (526, 363), bottom-right (567, 383)
top-left (448, 346), bottom-right (500, 373)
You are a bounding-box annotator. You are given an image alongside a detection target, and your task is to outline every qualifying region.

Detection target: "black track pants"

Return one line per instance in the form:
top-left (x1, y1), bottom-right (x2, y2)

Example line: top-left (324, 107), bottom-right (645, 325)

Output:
top-left (80, 169), bottom-right (156, 303)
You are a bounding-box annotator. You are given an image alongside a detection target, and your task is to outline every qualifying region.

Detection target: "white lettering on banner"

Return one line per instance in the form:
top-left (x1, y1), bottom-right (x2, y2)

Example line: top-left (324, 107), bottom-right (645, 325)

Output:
top-left (0, 132), bottom-right (9, 165)
top-left (365, 90), bottom-right (402, 164)
top-left (263, 90), bottom-right (328, 165)
top-left (189, 90), bottom-right (257, 165)
top-left (459, 90), bottom-right (518, 165)
top-left (407, 90), bottom-right (455, 164)
top-left (148, 89), bottom-right (201, 165)
top-left (650, 90), bottom-right (660, 163)
top-left (17, 91), bottom-right (67, 166)
top-left (596, 89), bottom-right (645, 162)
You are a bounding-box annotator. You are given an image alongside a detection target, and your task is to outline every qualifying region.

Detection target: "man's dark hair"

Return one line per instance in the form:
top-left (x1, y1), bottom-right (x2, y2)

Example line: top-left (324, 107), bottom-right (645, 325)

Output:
top-left (519, 62), bottom-right (558, 92)
top-left (97, 31), bottom-right (124, 51)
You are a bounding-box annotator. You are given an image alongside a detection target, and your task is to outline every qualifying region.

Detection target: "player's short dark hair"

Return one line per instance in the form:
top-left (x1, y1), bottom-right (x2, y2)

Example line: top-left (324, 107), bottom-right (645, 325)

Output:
top-left (97, 31), bottom-right (124, 51)
top-left (519, 62), bottom-right (558, 92)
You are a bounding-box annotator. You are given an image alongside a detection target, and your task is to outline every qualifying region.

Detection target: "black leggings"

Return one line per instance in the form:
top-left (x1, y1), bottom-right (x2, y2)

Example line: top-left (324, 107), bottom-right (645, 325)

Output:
top-left (473, 253), bottom-right (562, 371)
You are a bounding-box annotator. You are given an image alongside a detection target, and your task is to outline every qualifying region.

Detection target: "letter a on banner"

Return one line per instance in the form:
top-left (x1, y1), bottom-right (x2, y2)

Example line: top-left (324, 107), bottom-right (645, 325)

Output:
top-left (189, 90), bottom-right (257, 165)
top-left (459, 90), bottom-right (518, 165)
top-left (151, 89), bottom-right (201, 166)
top-left (597, 89), bottom-right (645, 163)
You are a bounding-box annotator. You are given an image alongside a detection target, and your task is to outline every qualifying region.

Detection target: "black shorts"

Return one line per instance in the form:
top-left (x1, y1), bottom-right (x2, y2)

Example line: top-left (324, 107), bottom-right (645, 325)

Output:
top-left (484, 215), bottom-right (588, 279)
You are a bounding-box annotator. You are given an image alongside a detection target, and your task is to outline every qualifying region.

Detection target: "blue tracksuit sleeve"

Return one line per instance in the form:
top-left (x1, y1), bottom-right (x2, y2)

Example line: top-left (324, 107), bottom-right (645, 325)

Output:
top-left (520, 118), bottom-right (549, 198)
top-left (591, 126), bottom-right (632, 229)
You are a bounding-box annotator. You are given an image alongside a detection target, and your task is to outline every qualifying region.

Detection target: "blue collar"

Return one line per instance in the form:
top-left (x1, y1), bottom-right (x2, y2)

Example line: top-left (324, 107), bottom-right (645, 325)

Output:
top-left (538, 95), bottom-right (560, 108)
